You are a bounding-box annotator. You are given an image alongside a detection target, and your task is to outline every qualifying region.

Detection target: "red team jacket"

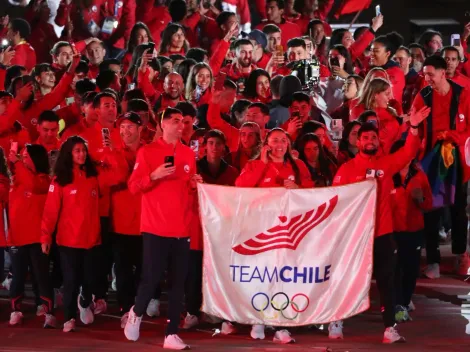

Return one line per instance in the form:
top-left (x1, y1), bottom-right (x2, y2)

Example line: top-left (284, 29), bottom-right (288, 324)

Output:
top-left (8, 163), bottom-right (50, 246)
top-left (333, 132), bottom-right (421, 238)
top-left (128, 138), bottom-right (197, 238)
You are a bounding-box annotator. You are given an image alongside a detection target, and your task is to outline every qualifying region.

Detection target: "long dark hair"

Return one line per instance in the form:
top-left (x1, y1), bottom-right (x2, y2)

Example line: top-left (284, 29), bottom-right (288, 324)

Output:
top-left (330, 44), bottom-right (354, 74)
top-left (297, 133), bottom-right (334, 186)
top-left (54, 136), bottom-right (98, 187)
top-left (127, 22), bottom-right (154, 53)
top-left (159, 23), bottom-right (189, 54)
top-left (25, 144), bottom-right (50, 175)
top-left (339, 120), bottom-right (361, 152)
top-left (125, 43), bottom-right (154, 80)
top-left (262, 128), bottom-right (301, 185)
top-left (243, 69), bottom-right (270, 100)
top-left (330, 28), bottom-right (349, 50)
top-left (176, 58), bottom-right (197, 85)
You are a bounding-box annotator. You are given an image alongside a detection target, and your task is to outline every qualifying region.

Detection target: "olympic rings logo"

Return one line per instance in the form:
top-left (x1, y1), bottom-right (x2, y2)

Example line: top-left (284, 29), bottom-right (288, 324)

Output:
top-left (251, 292), bottom-right (310, 320)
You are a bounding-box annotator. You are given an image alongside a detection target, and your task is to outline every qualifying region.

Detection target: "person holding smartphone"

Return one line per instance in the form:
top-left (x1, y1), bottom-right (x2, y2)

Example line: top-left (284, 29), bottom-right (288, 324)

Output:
top-left (125, 107), bottom-right (203, 350)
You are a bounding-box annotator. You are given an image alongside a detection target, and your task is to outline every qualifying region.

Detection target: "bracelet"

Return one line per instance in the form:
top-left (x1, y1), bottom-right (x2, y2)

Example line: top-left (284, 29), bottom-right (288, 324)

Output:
top-left (410, 124), bottom-right (419, 129)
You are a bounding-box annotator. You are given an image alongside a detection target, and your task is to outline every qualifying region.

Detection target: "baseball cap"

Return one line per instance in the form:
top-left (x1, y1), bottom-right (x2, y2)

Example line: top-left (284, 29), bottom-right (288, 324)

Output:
top-left (117, 112), bottom-right (142, 126)
top-left (248, 30), bottom-right (268, 50)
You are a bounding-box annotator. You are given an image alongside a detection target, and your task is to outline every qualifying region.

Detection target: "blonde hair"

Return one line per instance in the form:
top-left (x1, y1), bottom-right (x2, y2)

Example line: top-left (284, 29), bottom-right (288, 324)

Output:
top-left (358, 67), bottom-right (390, 98)
top-left (185, 62), bottom-right (213, 101)
top-left (357, 77), bottom-right (391, 110)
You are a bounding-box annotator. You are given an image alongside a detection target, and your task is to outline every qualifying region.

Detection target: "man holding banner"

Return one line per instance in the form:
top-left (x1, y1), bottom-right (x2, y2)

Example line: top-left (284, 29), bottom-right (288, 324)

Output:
top-left (333, 106), bottom-right (431, 343)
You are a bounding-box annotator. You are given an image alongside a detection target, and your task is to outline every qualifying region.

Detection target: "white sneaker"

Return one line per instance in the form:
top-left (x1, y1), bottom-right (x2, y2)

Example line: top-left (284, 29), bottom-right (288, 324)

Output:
top-left (54, 288), bottom-right (63, 308)
top-left (63, 318), bottom-right (76, 332)
top-left (124, 306), bottom-right (142, 341)
top-left (111, 278), bottom-right (117, 292)
top-left (408, 300), bottom-right (415, 312)
top-left (120, 312), bottom-right (129, 329)
top-left (163, 334), bottom-right (190, 350)
top-left (273, 329), bottom-right (295, 344)
top-left (36, 304), bottom-right (47, 317)
top-left (146, 298), bottom-right (160, 317)
top-left (423, 263), bottom-right (440, 279)
top-left (9, 311), bottom-right (23, 326)
top-left (1, 276), bottom-right (12, 290)
top-left (328, 321), bottom-right (344, 339)
top-left (383, 326), bottom-right (406, 343)
top-left (250, 324), bottom-right (265, 340)
top-left (438, 227), bottom-right (447, 241)
top-left (77, 295), bottom-right (94, 325)
top-left (221, 321), bottom-right (236, 335)
top-left (182, 313), bottom-right (199, 329)
top-left (44, 314), bottom-right (57, 329)
top-left (93, 299), bottom-right (107, 315)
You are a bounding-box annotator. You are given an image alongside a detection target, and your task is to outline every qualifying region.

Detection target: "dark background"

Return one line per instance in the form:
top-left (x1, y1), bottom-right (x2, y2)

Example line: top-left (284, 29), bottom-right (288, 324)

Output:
top-left (328, 0), bottom-right (470, 44)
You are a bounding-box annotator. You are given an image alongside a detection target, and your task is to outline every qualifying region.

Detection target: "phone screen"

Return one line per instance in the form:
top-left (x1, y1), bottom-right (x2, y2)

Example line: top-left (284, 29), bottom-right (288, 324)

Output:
top-left (164, 156), bottom-right (174, 167)
top-left (375, 5), bottom-right (381, 16)
top-left (452, 38), bottom-right (461, 46)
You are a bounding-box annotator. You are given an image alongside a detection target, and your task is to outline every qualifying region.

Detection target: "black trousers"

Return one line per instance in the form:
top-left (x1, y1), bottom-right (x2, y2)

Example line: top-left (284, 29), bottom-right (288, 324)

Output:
top-left (134, 234), bottom-right (190, 336)
top-left (95, 217), bottom-right (113, 300)
top-left (425, 182), bottom-right (468, 264)
top-left (59, 246), bottom-right (101, 321)
top-left (9, 243), bottom-right (54, 313)
top-left (394, 231), bottom-right (423, 307)
top-left (112, 234), bottom-right (142, 315)
top-left (373, 234), bottom-right (397, 328)
top-left (185, 250), bottom-right (203, 317)
top-left (49, 237), bottom-right (63, 290)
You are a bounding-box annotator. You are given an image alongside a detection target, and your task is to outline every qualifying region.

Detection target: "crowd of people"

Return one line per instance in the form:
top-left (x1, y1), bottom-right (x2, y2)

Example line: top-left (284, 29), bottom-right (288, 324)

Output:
top-left (0, 0), bottom-right (469, 350)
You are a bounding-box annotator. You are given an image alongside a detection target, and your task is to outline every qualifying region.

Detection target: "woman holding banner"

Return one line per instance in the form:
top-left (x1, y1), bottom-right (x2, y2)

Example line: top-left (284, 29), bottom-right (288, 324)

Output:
top-left (235, 127), bottom-right (313, 343)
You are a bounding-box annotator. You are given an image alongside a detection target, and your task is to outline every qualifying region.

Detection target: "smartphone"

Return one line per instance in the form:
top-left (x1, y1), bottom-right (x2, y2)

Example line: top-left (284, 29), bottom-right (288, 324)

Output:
top-left (276, 45), bottom-right (284, 57)
top-left (375, 5), bottom-right (381, 17)
top-left (237, 78), bottom-right (245, 93)
top-left (0, 38), bottom-right (9, 53)
top-left (451, 34), bottom-right (461, 47)
top-left (332, 119), bottom-right (343, 130)
top-left (366, 168), bottom-right (376, 179)
top-left (214, 72), bottom-right (227, 91)
top-left (329, 57), bottom-right (340, 67)
top-left (190, 140), bottom-right (199, 153)
top-left (202, 0), bottom-right (211, 9)
top-left (164, 155), bottom-right (174, 167)
top-left (128, 83), bottom-right (136, 90)
top-left (65, 97), bottom-right (75, 106)
top-left (10, 142), bottom-right (18, 155)
top-left (143, 42), bottom-right (155, 52)
top-left (101, 128), bottom-right (110, 143)
top-left (291, 111), bottom-right (300, 119)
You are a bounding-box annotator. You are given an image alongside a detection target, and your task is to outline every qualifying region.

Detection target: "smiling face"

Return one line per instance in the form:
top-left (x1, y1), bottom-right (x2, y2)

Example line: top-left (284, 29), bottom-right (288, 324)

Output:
top-left (357, 131), bottom-right (379, 155)
top-left (164, 73), bottom-right (184, 99)
top-left (266, 130), bottom-right (289, 160)
top-left (370, 41), bottom-right (390, 66)
top-left (119, 120), bottom-right (141, 146)
top-left (37, 70), bottom-right (56, 89)
top-left (195, 67), bottom-right (211, 91)
top-left (55, 45), bottom-right (73, 68)
top-left (162, 113), bottom-right (184, 139)
top-left (255, 75), bottom-right (270, 98)
top-left (170, 28), bottom-right (185, 50)
top-left (72, 143), bottom-right (87, 166)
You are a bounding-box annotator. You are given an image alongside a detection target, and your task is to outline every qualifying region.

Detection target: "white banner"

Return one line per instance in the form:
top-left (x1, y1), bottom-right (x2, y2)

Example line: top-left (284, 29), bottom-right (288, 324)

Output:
top-left (198, 181), bottom-right (377, 327)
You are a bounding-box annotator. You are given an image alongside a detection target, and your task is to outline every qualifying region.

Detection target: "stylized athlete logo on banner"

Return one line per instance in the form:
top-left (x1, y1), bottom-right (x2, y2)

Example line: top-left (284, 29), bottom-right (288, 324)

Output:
top-left (198, 181), bottom-right (376, 326)
top-left (233, 195), bottom-right (338, 255)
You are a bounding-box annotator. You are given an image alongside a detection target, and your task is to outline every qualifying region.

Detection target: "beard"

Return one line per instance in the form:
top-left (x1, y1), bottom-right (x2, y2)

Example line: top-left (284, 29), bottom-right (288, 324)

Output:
top-left (362, 147), bottom-right (378, 156)
top-left (238, 58), bottom-right (252, 68)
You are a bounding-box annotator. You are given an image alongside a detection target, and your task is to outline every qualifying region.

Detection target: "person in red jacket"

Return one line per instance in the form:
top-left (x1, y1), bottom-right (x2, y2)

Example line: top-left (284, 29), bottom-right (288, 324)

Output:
top-left (225, 121), bottom-right (262, 171)
top-left (41, 135), bottom-right (128, 333)
top-left (442, 46), bottom-right (470, 90)
top-left (369, 32), bottom-right (406, 108)
top-left (158, 23), bottom-right (190, 57)
top-left (219, 38), bottom-right (257, 90)
top-left (388, 139), bottom-right (432, 323)
top-left (235, 127), bottom-right (312, 343)
top-left (255, 0), bottom-right (302, 49)
top-left (35, 111), bottom-right (60, 154)
top-left (124, 107), bottom-right (202, 350)
top-left (108, 112), bottom-right (145, 326)
top-left (182, 129), bottom-right (239, 331)
top-left (411, 55), bottom-right (470, 279)
top-left (86, 40), bottom-right (106, 79)
top-left (332, 105), bottom-right (430, 343)
top-left (5, 18), bottom-right (36, 72)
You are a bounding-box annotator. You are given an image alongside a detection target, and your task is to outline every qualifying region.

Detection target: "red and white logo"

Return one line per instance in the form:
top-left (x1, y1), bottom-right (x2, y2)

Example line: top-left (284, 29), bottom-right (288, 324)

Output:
top-left (232, 195), bottom-right (339, 255)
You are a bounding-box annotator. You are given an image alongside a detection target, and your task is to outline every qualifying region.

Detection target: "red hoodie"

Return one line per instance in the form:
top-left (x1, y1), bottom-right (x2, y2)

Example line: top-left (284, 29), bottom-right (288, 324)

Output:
top-left (333, 132), bottom-right (421, 237)
top-left (236, 159), bottom-right (314, 188)
top-left (41, 154), bottom-right (128, 249)
top-left (128, 137), bottom-right (197, 238)
top-left (10, 42), bottom-right (36, 72)
top-left (8, 163), bottom-right (50, 246)
top-left (390, 169), bottom-right (433, 233)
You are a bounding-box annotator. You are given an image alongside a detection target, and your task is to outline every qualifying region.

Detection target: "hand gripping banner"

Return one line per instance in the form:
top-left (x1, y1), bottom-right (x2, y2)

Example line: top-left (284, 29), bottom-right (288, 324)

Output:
top-left (198, 180), bottom-right (377, 327)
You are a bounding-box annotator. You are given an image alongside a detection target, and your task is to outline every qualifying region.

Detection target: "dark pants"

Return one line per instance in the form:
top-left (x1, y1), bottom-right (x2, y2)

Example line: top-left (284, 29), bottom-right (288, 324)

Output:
top-left (50, 238), bottom-right (62, 290)
top-left (394, 231), bottom-right (423, 307)
top-left (185, 250), bottom-right (203, 317)
top-left (96, 217), bottom-right (113, 300)
top-left (134, 234), bottom-right (190, 336)
top-left (112, 234), bottom-right (142, 315)
top-left (373, 234), bottom-right (397, 328)
top-left (425, 182), bottom-right (468, 264)
top-left (9, 244), bottom-right (54, 313)
top-left (59, 246), bottom-right (101, 321)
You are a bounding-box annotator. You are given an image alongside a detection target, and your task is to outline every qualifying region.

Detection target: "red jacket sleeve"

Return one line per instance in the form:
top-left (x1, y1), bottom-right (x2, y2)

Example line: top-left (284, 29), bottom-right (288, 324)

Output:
top-left (297, 160), bottom-right (315, 188)
top-left (207, 102), bottom-right (239, 152)
top-left (183, 12), bottom-right (201, 31)
top-left (97, 150), bottom-right (130, 190)
top-left (137, 68), bottom-right (162, 104)
top-left (0, 99), bottom-right (21, 134)
top-left (314, 0), bottom-right (334, 21)
top-left (109, 0), bottom-right (136, 46)
top-left (128, 147), bottom-right (157, 194)
top-left (238, 0), bottom-right (251, 25)
top-left (13, 162), bottom-right (50, 194)
top-left (349, 29), bottom-right (375, 62)
top-left (55, 0), bottom-right (71, 27)
top-left (41, 180), bottom-right (62, 245)
top-left (209, 40), bottom-right (230, 77)
top-left (256, 0), bottom-right (267, 20)
top-left (382, 132), bottom-right (421, 176)
top-left (235, 160), bottom-right (271, 187)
